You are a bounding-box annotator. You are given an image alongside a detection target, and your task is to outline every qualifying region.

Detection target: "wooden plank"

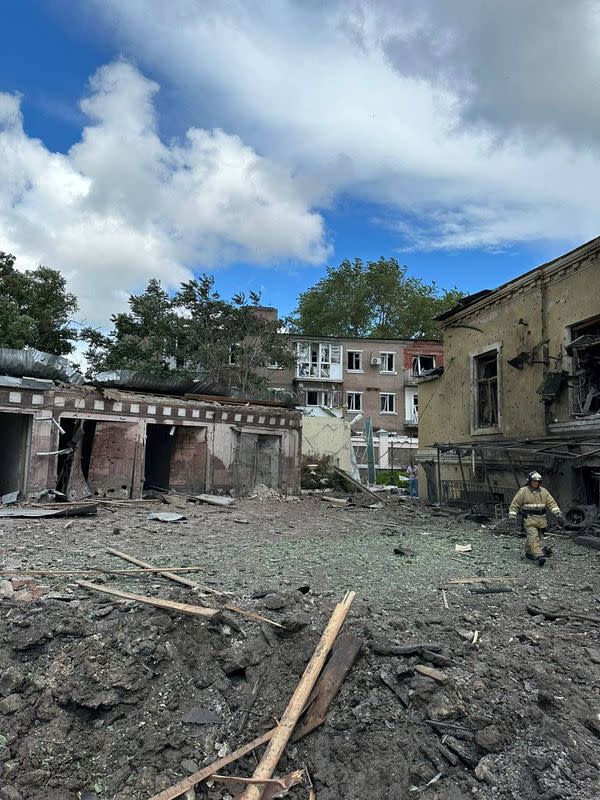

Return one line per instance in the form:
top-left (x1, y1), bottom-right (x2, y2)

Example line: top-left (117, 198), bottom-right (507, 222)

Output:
top-left (76, 580), bottom-right (219, 619)
top-left (292, 633), bottom-right (361, 741)
top-left (106, 547), bottom-right (230, 597)
top-left (2, 565), bottom-right (226, 577)
top-left (106, 548), bottom-right (283, 628)
top-left (240, 591), bottom-right (355, 800)
top-left (414, 664), bottom-right (448, 683)
top-left (329, 465), bottom-right (381, 503)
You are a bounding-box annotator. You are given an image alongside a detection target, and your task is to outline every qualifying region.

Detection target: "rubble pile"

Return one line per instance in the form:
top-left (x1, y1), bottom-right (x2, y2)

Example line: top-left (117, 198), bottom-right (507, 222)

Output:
top-left (0, 497), bottom-right (599, 800)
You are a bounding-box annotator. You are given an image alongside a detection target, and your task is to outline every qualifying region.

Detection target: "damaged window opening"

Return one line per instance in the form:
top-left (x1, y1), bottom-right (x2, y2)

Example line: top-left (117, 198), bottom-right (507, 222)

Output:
top-left (296, 342), bottom-right (342, 380)
top-left (569, 315), bottom-right (600, 416)
top-left (380, 393), bottom-right (396, 414)
top-left (347, 351), bottom-right (362, 371)
top-left (305, 390), bottom-right (333, 407)
top-left (347, 392), bottom-right (362, 411)
top-left (380, 352), bottom-right (395, 373)
top-left (475, 352), bottom-right (499, 428)
top-left (412, 354), bottom-right (435, 376)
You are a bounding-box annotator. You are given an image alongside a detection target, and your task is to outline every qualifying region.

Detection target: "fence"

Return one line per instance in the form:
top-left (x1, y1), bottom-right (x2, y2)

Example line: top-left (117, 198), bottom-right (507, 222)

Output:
top-left (440, 479), bottom-right (515, 509)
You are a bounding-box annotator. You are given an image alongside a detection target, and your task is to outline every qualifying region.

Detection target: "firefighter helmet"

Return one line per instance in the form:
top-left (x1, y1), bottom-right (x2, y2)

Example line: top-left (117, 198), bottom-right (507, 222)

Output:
top-left (527, 471), bottom-right (542, 483)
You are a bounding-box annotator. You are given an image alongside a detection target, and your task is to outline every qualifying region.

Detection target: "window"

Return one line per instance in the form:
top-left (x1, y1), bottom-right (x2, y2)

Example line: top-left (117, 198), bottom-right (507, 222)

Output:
top-left (305, 389), bottom-right (334, 407)
top-left (380, 352), bottom-right (395, 373)
top-left (380, 393), bottom-right (396, 414)
top-left (347, 392), bottom-right (362, 411)
top-left (296, 342), bottom-right (342, 380)
top-left (475, 351), bottom-right (499, 428)
top-left (347, 351), bottom-right (362, 371)
top-left (569, 315), bottom-right (600, 416)
top-left (405, 388), bottom-right (418, 423)
top-left (412, 354), bottom-right (436, 376)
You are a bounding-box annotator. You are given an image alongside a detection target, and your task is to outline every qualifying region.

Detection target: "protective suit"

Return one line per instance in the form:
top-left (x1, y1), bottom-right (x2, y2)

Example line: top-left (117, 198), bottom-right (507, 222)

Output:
top-left (508, 478), bottom-right (562, 560)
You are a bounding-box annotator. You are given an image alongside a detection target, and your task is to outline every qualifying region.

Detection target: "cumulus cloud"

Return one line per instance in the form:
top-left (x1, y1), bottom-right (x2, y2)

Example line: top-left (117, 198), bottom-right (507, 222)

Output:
top-left (87, 0), bottom-right (600, 253)
top-left (0, 60), bottom-right (329, 325)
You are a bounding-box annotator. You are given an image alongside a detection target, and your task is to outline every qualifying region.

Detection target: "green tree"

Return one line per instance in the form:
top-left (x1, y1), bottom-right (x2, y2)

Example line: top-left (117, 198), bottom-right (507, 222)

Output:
top-left (82, 275), bottom-right (295, 394)
top-left (0, 252), bottom-right (79, 354)
top-left (290, 256), bottom-right (463, 339)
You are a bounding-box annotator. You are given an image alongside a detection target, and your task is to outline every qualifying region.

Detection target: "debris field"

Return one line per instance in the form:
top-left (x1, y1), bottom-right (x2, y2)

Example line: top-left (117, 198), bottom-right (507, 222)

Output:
top-left (0, 494), bottom-right (599, 800)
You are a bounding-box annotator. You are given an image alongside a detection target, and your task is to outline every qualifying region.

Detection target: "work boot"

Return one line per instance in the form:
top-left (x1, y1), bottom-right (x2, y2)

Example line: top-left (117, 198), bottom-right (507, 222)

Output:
top-left (526, 553), bottom-right (546, 566)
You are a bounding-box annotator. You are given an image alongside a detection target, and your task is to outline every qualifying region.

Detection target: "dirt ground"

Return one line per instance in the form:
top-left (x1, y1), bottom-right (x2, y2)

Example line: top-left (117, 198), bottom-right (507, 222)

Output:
top-left (0, 493), bottom-right (599, 800)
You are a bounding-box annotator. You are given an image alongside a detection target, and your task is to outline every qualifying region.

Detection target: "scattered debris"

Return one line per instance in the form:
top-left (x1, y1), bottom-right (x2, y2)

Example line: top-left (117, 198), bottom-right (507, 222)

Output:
top-left (147, 512), bottom-right (187, 522)
top-left (0, 502), bottom-right (98, 518)
top-left (196, 494), bottom-right (236, 507)
top-left (454, 544), bottom-right (472, 553)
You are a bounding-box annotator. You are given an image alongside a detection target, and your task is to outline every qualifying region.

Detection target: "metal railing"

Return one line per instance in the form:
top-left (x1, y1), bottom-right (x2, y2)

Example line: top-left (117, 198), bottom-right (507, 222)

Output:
top-left (440, 480), bottom-right (515, 508)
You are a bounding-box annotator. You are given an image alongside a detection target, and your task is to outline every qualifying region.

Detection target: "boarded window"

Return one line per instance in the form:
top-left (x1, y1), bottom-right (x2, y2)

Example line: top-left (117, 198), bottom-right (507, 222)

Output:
top-left (475, 352), bottom-right (499, 427)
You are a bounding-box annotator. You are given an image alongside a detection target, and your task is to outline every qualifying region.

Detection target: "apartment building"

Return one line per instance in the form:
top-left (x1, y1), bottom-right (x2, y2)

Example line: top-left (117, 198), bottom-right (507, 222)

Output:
top-left (269, 332), bottom-right (443, 435)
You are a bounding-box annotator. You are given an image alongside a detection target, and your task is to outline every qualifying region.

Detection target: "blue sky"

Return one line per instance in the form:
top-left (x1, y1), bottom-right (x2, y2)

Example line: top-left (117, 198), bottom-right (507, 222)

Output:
top-left (1, 1), bottom-right (598, 326)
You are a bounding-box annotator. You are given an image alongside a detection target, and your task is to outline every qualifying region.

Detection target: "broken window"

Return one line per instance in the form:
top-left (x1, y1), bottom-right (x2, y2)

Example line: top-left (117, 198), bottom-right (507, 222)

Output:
top-left (305, 390), bottom-right (334, 407)
top-left (412, 354), bottom-right (436, 376)
top-left (380, 393), bottom-right (396, 414)
top-left (347, 392), bottom-right (362, 411)
top-left (296, 342), bottom-right (342, 380)
top-left (568, 315), bottom-right (600, 416)
top-left (475, 351), bottom-right (499, 428)
top-left (404, 388), bottom-right (418, 423)
top-left (347, 351), bottom-right (362, 371)
top-left (380, 352), bottom-right (395, 372)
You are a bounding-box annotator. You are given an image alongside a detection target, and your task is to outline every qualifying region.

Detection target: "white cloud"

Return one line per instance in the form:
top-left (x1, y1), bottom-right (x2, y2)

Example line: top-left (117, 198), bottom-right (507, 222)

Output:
top-left (86, 0), bottom-right (600, 254)
top-left (0, 60), bottom-right (329, 325)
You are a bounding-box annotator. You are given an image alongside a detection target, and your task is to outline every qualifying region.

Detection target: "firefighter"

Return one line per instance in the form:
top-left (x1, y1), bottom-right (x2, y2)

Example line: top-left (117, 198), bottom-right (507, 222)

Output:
top-left (508, 471), bottom-right (564, 565)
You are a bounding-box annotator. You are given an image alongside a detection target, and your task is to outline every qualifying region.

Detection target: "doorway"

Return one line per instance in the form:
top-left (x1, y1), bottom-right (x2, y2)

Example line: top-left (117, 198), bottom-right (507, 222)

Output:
top-left (0, 412), bottom-right (30, 496)
top-left (234, 433), bottom-right (281, 496)
top-left (143, 425), bottom-right (207, 493)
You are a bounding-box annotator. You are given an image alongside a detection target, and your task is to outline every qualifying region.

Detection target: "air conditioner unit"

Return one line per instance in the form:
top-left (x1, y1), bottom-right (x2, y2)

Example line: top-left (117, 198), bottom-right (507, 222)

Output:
top-left (370, 356), bottom-right (381, 366)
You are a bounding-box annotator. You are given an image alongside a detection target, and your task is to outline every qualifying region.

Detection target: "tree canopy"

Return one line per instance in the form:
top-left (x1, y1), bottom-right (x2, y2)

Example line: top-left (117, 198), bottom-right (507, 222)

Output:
top-left (81, 276), bottom-right (295, 394)
top-left (290, 257), bottom-right (463, 339)
top-left (0, 252), bottom-right (79, 355)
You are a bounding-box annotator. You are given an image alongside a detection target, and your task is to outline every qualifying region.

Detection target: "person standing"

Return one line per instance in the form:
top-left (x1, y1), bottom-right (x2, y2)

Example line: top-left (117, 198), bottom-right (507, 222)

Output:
top-left (407, 463), bottom-right (419, 497)
top-left (508, 471), bottom-right (564, 566)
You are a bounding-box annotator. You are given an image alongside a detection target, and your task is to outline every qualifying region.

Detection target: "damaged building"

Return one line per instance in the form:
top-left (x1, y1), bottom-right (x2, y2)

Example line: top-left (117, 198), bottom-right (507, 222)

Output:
top-left (417, 237), bottom-right (600, 520)
top-left (0, 350), bottom-right (301, 501)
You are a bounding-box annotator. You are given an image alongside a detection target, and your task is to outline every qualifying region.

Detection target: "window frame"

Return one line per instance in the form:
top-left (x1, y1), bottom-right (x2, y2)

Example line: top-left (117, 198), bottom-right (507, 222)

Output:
top-left (411, 354), bottom-right (436, 377)
top-left (380, 351), bottom-right (396, 374)
top-left (470, 344), bottom-right (502, 435)
top-left (347, 391), bottom-right (363, 411)
top-left (295, 341), bottom-right (343, 380)
top-left (346, 350), bottom-right (363, 372)
top-left (404, 386), bottom-right (418, 423)
top-left (380, 392), bottom-right (397, 415)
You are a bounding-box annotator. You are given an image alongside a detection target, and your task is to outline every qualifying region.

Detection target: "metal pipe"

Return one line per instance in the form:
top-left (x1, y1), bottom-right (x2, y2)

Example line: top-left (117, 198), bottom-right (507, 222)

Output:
top-left (456, 448), bottom-right (474, 512)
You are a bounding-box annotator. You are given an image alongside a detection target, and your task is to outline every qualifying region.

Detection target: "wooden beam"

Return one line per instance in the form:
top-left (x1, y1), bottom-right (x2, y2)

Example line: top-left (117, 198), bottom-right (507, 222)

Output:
top-left (76, 580), bottom-right (219, 619)
top-left (106, 547), bottom-right (230, 596)
top-left (106, 548), bottom-right (284, 628)
top-left (240, 591), bottom-right (355, 800)
top-left (292, 633), bottom-right (361, 741)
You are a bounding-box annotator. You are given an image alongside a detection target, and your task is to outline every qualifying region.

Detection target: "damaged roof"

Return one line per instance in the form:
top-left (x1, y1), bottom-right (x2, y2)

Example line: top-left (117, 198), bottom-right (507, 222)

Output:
top-left (435, 235), bottom-right (600, 323)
